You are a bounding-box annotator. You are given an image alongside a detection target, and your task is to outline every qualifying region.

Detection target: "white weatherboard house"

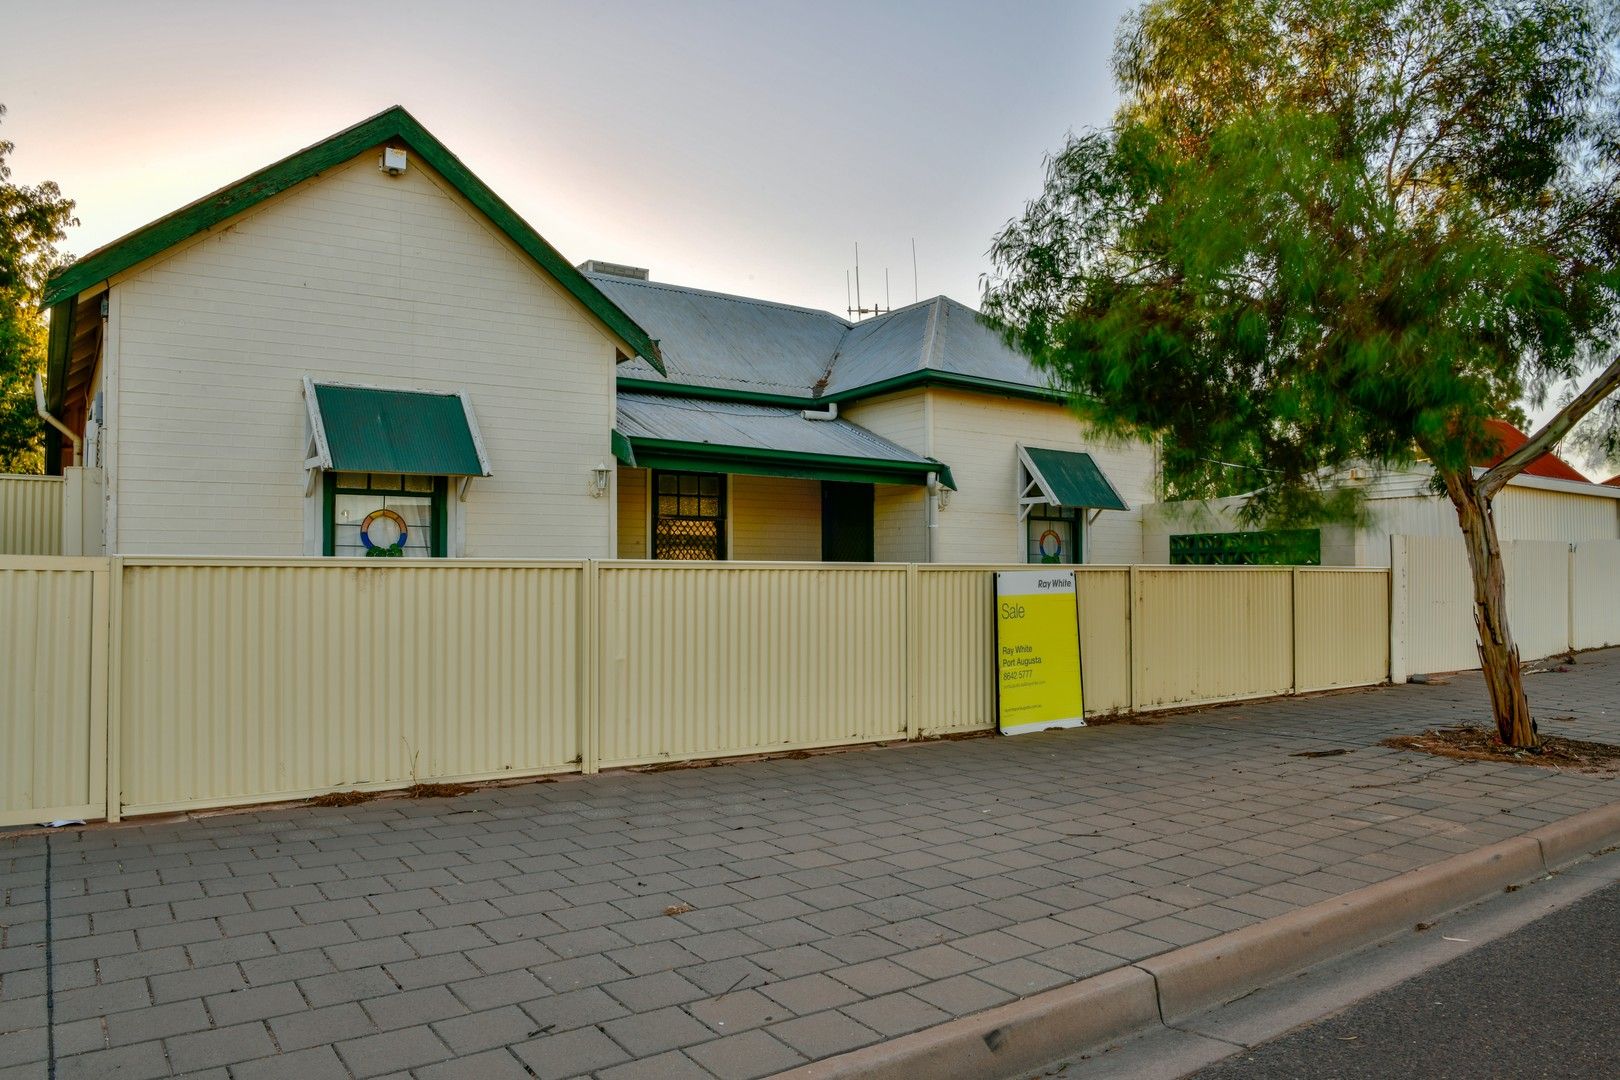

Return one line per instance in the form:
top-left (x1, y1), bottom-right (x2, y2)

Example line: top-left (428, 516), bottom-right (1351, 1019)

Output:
top-left (39, 107), bottom-right (1157, 564)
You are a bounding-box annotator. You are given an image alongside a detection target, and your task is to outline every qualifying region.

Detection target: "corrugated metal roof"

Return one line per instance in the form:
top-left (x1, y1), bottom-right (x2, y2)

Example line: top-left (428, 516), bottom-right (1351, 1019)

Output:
top-left (312, 383), bottom-right (486, 476)
top-left (616, 393), bottom-right (934, 464)
top-left (589, 274), bottom-right (848, 397)
top-left (592, 273), bottom-right (1051, 399)
top-left (1023, 446), bottom-right (1129, 511)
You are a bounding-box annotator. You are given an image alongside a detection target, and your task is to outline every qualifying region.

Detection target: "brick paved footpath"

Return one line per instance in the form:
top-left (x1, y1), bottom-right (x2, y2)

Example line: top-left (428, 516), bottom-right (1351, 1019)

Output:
top-left (3, 651), bottom-right (1617, 1080)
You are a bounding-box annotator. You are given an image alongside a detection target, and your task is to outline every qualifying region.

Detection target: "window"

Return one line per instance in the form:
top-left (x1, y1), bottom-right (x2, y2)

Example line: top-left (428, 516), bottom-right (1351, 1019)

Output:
top-left (1026, 503), bottom-right (1083, 564)
top-left (324, 473), bottom-right (447, 557)
top-left (1169, 529), bottom-right (1321, 566)
top-left (653, 471), bottom-right (726, 560)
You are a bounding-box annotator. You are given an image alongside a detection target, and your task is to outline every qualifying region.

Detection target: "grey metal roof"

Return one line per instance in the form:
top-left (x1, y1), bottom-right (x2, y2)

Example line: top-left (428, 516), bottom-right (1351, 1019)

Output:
top-left (590, 272), bottom-right (1051, 399)
top-left (616, 393), bottom-right (936, 465)
top-left (588, 274), bottom-right (848, 397)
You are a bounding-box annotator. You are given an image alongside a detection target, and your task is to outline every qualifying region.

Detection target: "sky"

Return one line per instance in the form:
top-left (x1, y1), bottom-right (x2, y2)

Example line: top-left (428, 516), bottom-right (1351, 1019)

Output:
top-left (3, 0), bottom-right (1603, 472)
top-left (3, 0), bottom-right (1135, 317)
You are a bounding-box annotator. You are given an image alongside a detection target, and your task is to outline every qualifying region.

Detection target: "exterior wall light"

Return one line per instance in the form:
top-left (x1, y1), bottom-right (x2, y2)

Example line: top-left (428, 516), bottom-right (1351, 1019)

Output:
top-left (591, 462), bottom-right (613, 497)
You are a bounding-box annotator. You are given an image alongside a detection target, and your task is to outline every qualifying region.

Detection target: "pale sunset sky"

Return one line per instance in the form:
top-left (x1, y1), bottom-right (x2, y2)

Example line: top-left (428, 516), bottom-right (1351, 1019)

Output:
top-left (4, 0), bottom-right (1133, 316)
top-left (2, 0), bottom-right (1597, 464)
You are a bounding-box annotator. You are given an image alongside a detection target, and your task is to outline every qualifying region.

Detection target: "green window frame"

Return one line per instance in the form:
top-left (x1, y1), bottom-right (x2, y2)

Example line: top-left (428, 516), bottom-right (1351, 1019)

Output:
top-left (652, 471), bottom-right (727, 560)
top-left (323, 473), bottom-right (448, 558)
top-left (1026, 503), bottom-right (1084, 565)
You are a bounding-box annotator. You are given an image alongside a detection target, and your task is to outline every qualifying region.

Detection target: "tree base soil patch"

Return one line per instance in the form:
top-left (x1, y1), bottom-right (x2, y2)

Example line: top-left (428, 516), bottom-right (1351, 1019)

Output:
top-left (1383, 725), bottom-right (1620, 774)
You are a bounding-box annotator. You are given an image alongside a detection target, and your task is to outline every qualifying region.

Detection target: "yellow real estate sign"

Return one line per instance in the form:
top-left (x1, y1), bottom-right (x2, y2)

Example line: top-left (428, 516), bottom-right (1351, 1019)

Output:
top-left (994, 569), bottom-right (1085, 736)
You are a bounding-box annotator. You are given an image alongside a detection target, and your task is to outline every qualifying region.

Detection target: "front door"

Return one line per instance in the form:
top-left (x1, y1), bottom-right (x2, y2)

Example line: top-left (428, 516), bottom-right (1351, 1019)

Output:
top-left (821, 481), bottom-right (875, 562)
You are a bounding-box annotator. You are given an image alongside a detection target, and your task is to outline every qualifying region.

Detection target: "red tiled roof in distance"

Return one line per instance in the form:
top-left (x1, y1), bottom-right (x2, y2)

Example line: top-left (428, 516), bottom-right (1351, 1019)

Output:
top-left (1476, 419), bottom-right (1590, 483)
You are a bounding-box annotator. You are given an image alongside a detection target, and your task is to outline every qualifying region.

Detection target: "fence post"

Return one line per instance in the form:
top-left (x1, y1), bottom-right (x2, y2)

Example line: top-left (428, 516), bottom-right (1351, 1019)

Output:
top-left (1388, 535), bottom-right (1408, 684)
top-left (1568, 542), bottom-right (1578, 653)
top-left (1290, 566), bottom-right (1303, 694)
top-left (1127, 564), bottom-right (1142, 712)
top-left (905, 562), bottom-right (919, 741)
top-left (579, 559), bottom-right (599, 775)
top-left (104, 556), bottom-right (123, 822)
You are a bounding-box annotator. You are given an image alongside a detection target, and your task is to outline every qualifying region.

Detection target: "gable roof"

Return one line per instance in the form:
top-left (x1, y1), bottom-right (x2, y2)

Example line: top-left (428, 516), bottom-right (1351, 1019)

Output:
top-left (1475, 419), bottom-right (1589, 483)
top-left (594, 273), bottom-right (1059, 405)
top-left (43, 106), bottom-right (664, 373)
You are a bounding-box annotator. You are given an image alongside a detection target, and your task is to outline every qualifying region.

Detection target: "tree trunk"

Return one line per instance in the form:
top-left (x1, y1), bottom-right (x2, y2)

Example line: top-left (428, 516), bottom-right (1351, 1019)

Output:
top-left (1439, 467), bottom-right (1538, 749)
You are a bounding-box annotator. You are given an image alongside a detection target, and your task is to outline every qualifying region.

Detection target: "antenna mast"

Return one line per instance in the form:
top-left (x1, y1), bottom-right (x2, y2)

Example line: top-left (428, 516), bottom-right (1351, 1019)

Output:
top-left (846, 242), bottom-right (891, 320)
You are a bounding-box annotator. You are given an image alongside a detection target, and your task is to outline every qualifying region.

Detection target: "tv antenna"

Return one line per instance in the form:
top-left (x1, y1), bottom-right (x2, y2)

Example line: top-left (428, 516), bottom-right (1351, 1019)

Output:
top-left (847, 242), bottom-right (890, 320)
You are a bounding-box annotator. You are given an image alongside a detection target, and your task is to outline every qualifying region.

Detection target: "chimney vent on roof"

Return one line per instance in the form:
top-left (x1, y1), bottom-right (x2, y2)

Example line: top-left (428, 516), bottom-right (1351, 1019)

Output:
top-left (578, 260), bottom-right (649, 280)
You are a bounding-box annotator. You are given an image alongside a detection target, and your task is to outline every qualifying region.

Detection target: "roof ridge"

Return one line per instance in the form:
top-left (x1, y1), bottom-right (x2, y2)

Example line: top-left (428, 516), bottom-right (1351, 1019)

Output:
top-left (586, 273), bottom-right (853, 324)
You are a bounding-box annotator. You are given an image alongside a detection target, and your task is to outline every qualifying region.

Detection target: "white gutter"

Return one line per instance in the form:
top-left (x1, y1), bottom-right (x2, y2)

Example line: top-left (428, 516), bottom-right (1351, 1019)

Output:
top-left (34, 373), bottom-right (82, 459)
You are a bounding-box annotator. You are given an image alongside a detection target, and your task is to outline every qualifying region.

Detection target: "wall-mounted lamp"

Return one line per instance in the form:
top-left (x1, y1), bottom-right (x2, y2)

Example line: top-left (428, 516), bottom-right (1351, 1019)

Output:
top-left (591, 462), bottom-right (613, 498)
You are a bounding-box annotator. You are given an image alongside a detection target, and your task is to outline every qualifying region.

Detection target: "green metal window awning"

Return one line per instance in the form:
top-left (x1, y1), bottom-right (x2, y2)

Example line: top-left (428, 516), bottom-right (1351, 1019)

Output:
top-left (1018, 445), bottom-right (1128, 512)
top-left (304, 378), bottom-right (492, 477)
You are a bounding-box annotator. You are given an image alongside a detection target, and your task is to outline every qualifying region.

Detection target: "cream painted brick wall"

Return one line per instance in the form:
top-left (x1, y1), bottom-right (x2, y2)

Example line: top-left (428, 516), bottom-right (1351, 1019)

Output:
top-left (873, 485), bottom-right (927, 562)
top-left (110, 153), bottom-right (618, 557)
top-left (843, 390), bottom-right (929, 562)
top-left (730, 475), bottom-right (821, 560)
top-left (617, 466), bottom-right (648, 558)
top-left (928, 390), bottom-right (1156, 564)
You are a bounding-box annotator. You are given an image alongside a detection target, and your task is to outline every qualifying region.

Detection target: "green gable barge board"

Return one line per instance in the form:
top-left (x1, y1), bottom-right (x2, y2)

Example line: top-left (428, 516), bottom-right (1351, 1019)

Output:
top-left (42, 106), bottom-right (664, 375)
top-left (1021, 445), bottom-right (1128, 511)
top-left (307, 380), bottom-right (490, 477)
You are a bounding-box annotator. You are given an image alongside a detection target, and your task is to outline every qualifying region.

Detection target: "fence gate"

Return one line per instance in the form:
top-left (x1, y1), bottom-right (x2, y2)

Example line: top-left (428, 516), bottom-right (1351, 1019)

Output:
top-left (0, 556), bottom-right (108, 827)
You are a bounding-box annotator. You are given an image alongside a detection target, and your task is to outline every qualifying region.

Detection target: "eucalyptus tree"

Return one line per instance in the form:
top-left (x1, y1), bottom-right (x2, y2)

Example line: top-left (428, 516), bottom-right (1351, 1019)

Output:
top-left (986, 0), bottom-right (1620, 748)
top-left (0, 104), bottom-right (76, 472)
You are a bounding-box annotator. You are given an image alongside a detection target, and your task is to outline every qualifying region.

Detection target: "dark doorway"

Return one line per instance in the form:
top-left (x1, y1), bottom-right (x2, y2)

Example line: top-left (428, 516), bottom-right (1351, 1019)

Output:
top-left (821, 481), bottom-right (875, 561)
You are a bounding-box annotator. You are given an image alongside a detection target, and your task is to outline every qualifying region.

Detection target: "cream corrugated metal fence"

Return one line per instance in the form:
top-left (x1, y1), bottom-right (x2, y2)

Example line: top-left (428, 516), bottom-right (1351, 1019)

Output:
top-left (0, 557), bottom-right (107, 827)
top-left (113, 559), bottom-right (584, 816)
top-left (0, 474), bottom-right (63, 556)
top-left (2, 557), bottom-right (1390, 823)
top-left (1572, 540), bottom-right (1620, 649)
top-left (1391, 535), bottom-right (1617, 678)
top-left (596, 563), bottom-right (910, 766)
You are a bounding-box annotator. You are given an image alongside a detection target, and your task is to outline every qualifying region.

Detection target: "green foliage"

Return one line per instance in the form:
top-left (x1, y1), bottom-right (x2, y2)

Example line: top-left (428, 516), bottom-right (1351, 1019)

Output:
top-left (985, 0), bottom-right (1620, 523)
top-left (0, 104), bottom-right (76, 473)
top-left (365, 542), bottom-right (405, 558)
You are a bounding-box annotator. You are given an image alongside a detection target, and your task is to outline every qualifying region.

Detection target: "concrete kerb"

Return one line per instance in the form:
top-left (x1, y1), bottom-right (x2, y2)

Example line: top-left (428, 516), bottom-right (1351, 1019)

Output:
top-left (773, 799), bottom-right (1620, 1080)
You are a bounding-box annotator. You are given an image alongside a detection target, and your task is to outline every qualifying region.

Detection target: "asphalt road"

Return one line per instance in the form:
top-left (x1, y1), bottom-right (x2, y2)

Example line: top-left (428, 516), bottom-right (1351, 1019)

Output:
top-left (1186, 879), bottom-right (1620, 1080)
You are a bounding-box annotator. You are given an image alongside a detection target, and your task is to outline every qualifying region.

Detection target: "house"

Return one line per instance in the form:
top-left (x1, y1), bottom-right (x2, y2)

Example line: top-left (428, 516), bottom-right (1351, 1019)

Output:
top-left (37, 107), bottom-right (1156, 564)
top-left (1143, 420), bottom-right (1620, 566)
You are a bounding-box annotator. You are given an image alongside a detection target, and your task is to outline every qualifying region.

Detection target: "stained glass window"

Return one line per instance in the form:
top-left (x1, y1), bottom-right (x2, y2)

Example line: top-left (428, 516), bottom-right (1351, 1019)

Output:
top-left (1026, 503), bottom-right (1082, 565)
top-left (324, 474), bottom-right (447, 558)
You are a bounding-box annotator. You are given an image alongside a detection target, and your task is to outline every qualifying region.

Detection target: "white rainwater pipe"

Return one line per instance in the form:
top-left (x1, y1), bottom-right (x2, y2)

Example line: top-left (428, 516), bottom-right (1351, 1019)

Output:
top-left (34, 373), bottom-right (82, 459)
top-left (801, 402), bottom-right (838, 421)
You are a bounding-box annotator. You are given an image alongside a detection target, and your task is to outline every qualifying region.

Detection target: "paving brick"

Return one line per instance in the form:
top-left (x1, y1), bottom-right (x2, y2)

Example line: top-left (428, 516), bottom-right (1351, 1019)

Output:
top-left (841, 990), bottom-right (953, 1037)
top-left (230, 1045), bottom-right (352, 1080)
top-left (512, 1025), bottom-right (630, 1079)
top-left (164, 1020), bottom-right (277, 1071)
top-left (53, 1040), bottom-right (170, 1080)
top-left (362, 986), bottom-right (467, 1030)
top-left (768, 1009), bottom-right (882, 1058)
top-left (600, 1004), bottom-right (714, 1056)
top-left (269, 1001), bottom-right (377, 1050)
top-left (686, 1028), bottom-right (809, 1079)
top-left (336, 1024), bottom-right (453, 1077)
top-left (520, 985), bottom-right (629, 1032)
top-left (415, 1047), bottom-right (534, 1079)
top-left (431, 1004), bottom-right (538, 1055)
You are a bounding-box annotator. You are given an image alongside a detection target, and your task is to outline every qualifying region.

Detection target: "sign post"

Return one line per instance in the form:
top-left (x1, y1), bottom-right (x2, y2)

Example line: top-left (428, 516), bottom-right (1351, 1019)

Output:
top-left (994, 569), bottom-right (1085, 735)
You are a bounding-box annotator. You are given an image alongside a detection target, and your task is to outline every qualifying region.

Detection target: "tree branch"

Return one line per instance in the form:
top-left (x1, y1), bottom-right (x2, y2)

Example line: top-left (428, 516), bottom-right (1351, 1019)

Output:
top-left (1479, 352), bottom-right (1620, 498)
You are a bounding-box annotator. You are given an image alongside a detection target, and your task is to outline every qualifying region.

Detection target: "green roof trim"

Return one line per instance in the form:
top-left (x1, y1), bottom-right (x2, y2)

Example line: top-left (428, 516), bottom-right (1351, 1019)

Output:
top-left (617, 370), bottom-right (1071, 409)
top-left (42, 106), bottom-right (664, 375)
top-left (615, 378), bottom-right (817, 408)
top-left (611, 428), bottom-right (637, 467)
top-left (1021, 446), bottom-right (1127, 511)
top-left (823, 369), bottom-right (1069, 405)
top-left (623, 436), bottom-right (954, 490)
top-left (309, 382), bottom-right (489, 477)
